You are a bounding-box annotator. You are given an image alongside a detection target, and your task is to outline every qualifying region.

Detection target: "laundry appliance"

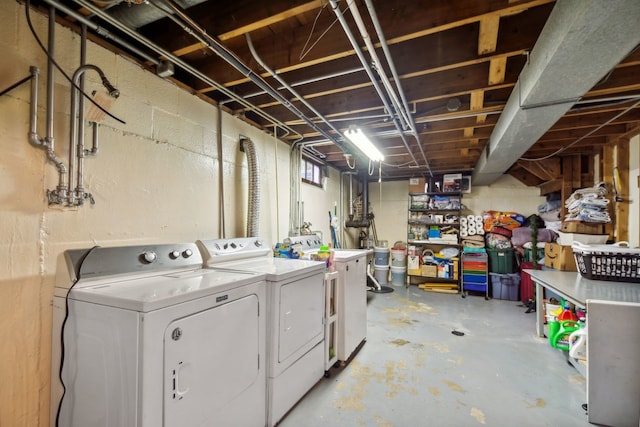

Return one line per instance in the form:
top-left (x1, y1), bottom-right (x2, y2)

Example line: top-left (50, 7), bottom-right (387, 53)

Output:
top-left (50, 243), bottom-right (267, 427)
top-left (197, 237), bottom-right (326, 427)
top-left (287, 235), bottom-right (372, 362)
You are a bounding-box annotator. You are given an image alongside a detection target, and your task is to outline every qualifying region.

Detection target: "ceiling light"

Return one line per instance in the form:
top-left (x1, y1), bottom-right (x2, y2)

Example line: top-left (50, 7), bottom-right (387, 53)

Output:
top-left (343, 127), bottom-right (384, 161)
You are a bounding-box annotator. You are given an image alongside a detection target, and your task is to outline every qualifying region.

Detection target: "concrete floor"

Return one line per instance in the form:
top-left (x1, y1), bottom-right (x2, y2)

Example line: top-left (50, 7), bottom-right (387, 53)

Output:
top-left (279, 286), bottom-right (590, 427)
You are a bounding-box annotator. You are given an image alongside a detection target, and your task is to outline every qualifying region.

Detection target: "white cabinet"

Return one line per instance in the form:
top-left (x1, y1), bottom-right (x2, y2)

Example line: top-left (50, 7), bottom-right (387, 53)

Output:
top-left (334, 252), bottom-right (367, 362)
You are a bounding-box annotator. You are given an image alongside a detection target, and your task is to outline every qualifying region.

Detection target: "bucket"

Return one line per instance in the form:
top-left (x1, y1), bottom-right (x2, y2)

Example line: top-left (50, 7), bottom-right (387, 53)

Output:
top-left (390, 266), bottom-right (406, 286)
top-left (390, 248), bottom-right (406, 267)
top-left (374, 264), bottom-right (390, 284)
top-left (374, 247), bottom-right (390, 266)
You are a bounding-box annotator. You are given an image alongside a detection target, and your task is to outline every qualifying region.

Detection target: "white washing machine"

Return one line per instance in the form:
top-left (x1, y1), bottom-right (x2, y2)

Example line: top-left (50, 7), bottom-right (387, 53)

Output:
top-left (197, 238), bottom-right (326, 427)
top-left (288, 236), bottom-right (371, 362)
top-left (50, 243), bottom-right (267, 427)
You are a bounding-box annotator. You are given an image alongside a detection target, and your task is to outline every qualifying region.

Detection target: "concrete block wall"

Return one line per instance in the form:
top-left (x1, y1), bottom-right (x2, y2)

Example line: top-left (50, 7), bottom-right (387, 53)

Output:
top-left (0, 2), bottom-right (340, 425)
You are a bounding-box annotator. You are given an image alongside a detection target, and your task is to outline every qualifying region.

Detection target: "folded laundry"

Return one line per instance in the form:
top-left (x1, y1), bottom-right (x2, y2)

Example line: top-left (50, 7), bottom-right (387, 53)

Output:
top-left (563, 183), bottom-right (611, 224)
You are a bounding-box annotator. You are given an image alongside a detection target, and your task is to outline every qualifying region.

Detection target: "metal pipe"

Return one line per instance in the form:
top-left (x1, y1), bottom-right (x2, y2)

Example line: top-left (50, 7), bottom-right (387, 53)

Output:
top-left (217, 104), bottom-right (226, 238)
top-left (46, 6), bottom-right (55, 145)
top-left (362, 0), bottom-right (430, 172)
top-left (43, 0), bottom-right (161, 66)
top-left (89, 122), bottom-right (99, 155)
top-left (27, 65), bottom-right (68, 201)
top-left (346, 0), bottom-right (410, 131)
top-left (75, 23), bottom-right (87, 203)
top-left (69, 64), bottom-right (119, 205)
top-left (44, 6), bottom-right (68, 204)
top-left (328, 0), bottom-right (419, 167)
top-left (236, 66), bottom-right (365, 102)
top-left (57, 0), bottom-right (302, 140)
top-left (245, 33), bottom-right (353, 156)
top-left (156, 0), bottom-right (347, 151)
top-left (28, 66), bottom-right (44, 147)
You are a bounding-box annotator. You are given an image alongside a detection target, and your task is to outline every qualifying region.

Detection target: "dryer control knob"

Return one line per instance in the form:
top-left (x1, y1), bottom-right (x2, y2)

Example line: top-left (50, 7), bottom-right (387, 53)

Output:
top-left (142, 251), bottom-right (157, 263)
top-left (255, 240), bottom-right (263, 247)
top-left (169, 250), bottom-right (180, 259)
top-left (182, 249), bottom-right (193, 258)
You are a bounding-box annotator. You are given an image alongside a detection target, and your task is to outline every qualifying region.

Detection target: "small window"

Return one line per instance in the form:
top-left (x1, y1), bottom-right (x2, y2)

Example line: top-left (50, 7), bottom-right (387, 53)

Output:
top-left (301, 157), bottom-right (323, 187)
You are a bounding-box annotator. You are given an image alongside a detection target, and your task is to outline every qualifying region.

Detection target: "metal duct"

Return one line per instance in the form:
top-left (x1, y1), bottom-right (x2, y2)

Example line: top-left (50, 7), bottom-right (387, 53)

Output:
top-left (473, 0), bottom-right (640, 185)
top-left (241, 137), bottom-right (260, 237)
top-left (105, 0), bottom-right (207, 29)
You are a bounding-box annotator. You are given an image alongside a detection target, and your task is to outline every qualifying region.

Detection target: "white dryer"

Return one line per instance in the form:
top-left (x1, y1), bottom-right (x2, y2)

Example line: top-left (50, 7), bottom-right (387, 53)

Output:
top-left (197, 238), bottom-right (326, 427)
top-left (50, 243), bottom-right (267, 427)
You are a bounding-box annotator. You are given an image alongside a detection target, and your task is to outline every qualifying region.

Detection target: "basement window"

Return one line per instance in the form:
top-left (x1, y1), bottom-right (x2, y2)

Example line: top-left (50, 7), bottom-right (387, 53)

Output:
top-left (301, 157), bottom-right (323, 187)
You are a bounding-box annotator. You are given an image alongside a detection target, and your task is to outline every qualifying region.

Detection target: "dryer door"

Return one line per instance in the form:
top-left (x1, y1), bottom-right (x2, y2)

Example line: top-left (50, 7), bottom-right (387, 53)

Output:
top-left (163, 294), bottom-right (262, 427)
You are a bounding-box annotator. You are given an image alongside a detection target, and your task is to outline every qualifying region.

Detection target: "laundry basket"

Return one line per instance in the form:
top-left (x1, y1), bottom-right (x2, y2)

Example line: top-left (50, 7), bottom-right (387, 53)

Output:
top-left (572, 242), bottom-right (640, 283)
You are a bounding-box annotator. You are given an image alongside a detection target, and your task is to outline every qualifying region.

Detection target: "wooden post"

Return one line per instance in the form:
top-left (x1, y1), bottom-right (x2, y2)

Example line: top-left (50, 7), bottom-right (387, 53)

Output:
top-left (616, 139), bottom-right (630, 242)
top-left (602, 145), bottom-right (615, 240)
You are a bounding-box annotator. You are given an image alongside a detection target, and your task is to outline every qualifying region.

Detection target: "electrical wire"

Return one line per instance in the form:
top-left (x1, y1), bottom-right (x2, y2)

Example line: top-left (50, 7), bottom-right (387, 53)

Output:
top-left (55, 246), bottom-right (100, 427)
top-left (25, 0), bottom-right (126, 125)
top-left (520, 97), bottom-right (640, 162)
top-left (299, 3), bottom-right (340, 61)
top-left (0, 73), bottom-right (34, 97)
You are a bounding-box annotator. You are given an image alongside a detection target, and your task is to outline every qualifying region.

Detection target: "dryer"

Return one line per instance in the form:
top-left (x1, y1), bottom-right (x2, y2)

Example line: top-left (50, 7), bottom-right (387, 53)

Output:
top-left (197, 238), bottom-right (326, 427)
top-left (50, 243), bottom-right (267, 427)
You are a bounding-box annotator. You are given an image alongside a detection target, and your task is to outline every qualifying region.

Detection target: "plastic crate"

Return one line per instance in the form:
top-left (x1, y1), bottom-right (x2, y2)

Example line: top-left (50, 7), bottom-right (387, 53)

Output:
top-left (487, 248), bottom-right (515, 273)
top-left (572, 242), bottom-right (640, 283)
top-left (463, 283), bottom-right (487, 292)
top-left (463, 274), bottom-right (487, 284)
top-left (490, 272), bottom-right (520, 301)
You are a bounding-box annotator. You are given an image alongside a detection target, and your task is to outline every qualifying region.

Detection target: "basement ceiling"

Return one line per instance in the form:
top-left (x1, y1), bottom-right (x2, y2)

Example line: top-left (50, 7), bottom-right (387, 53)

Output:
top-left (27, 0), bottom-right (640, 185)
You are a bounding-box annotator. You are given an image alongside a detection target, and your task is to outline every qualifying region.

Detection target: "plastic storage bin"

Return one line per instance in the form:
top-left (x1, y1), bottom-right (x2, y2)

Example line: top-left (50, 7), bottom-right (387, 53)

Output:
top-left (487, 248), bottom-right (515, 273)
top-left (519, 261), bottom-right (541, 303)
top-left (490, 272), bottom-right (520, 300)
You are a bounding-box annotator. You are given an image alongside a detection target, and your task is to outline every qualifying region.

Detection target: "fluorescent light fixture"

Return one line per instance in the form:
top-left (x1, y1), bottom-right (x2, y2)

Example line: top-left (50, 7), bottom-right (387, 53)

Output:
top-left (343, 127), bottom-right (384, 161)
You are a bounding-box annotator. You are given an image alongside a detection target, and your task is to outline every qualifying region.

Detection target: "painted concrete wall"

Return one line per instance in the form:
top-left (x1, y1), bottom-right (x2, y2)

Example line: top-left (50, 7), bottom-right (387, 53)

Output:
top-left (0, 3), bottom-right (343, 426)
top-left (369, 175), bottom-right (546, 247)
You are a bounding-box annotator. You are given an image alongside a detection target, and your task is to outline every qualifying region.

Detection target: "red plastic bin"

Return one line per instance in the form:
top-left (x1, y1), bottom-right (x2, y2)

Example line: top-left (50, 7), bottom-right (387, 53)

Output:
top-left (520, 261), bottom-right (541, 303)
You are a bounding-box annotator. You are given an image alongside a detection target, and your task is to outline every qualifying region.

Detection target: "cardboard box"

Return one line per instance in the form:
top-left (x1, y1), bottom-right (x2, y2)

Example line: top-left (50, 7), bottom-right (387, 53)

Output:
top-left (544, 243), bottom-right (577, 271)
top-left (421, 265), bottom-right (438, 277)
top-left (557, 231), bottom-right (608, 246)
top-left (561, 221), bottom-right (605, 235)
top-left (409, 177), bottom-right (426, 193)
top-left (407, 255), bottom-right (420, 270)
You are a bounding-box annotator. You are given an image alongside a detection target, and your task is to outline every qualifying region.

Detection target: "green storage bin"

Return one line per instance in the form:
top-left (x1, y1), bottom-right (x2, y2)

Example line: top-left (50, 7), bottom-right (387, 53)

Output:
top-left (487, 248), bottom-right (515, 273)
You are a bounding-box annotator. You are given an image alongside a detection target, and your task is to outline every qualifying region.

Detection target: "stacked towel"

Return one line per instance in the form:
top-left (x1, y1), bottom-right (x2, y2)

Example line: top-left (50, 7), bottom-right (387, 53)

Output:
top-left (564, 182), bottom-right (611, 223)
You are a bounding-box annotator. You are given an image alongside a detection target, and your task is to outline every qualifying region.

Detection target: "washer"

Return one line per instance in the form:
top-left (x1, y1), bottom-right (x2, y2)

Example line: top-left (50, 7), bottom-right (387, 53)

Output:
top-left (197, 237), bottom-right (326, 427)
top-left (288, 236), bottom-right (372, 362)
top-left (50, 243), bottom-right (267, 427)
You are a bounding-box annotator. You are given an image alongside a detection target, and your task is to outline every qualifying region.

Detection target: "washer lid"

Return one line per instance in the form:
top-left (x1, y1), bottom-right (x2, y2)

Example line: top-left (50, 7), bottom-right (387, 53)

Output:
top-left (210, 257), bottom-right (325, 281)
top-left (66, 268), bottom-right (265, 312)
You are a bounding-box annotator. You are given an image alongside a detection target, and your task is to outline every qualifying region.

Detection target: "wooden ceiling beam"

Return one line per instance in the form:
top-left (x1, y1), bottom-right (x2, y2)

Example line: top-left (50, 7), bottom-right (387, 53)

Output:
top-left (198, 0), bottom-right (552, 89)
top-left (478, 15), bottom-right (500, 55)
top-left (515, 159), bottom-right (561, 181)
